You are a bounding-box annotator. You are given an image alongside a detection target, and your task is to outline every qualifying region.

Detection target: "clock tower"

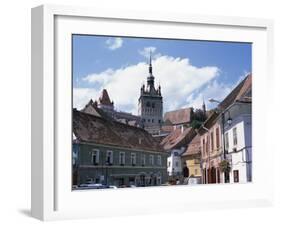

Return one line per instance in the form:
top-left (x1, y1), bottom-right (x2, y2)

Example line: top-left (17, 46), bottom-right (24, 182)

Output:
top-left (138, 54), bottom-right (163, 135)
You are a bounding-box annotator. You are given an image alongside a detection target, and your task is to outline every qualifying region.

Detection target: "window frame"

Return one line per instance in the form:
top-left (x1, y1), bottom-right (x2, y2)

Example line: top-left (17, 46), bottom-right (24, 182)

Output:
top-left (106, 150), bottom-right (113, 165)
top-left (91, 149), bottom-right (100, 165)
top-left (149, 154), bottom-right (154, 165)
top-left (233, 170), bottom-right (239, 183)
top-left (131, 152), bottom-right (136, 166)
top-left (233, 127), bottom-right (238, 146)
top-left (157, 155), bottom-right (162, 166)
top-left (225, 132), bottom-right (229, 152)
top-left (119, 151), bottom-right (125, 166)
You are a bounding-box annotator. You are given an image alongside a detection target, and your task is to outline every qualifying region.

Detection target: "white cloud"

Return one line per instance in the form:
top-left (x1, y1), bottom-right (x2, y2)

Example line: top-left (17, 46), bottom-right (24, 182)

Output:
top-left (73, 88), bottom-right (100, 110)
top-left (139, 46), bottom-right (157, 59)
top-left (184, 80), bottom-right (234, 110)
top-left (76, 55), bottom-right (223, 115)
top-left (105, 37), bottom-right (123, 50)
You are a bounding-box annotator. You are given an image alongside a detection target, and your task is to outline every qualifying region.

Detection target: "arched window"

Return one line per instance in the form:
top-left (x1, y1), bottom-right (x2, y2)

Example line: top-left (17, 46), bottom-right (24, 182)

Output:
top-left (146, 101), bottom-right (151, 107)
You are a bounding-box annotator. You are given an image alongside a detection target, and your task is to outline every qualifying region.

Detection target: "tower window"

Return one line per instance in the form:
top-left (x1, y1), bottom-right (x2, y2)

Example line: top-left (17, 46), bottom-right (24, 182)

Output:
top-left (152, 119), bottom-right (154, 123)
top-left (148, 119), bottom-right (150, 122)
top-left (152, 103), bottom-right (155, 108)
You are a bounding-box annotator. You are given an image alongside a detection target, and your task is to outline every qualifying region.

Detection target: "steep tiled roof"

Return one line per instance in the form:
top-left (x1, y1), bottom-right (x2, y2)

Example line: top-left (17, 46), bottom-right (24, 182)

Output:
top-left (219, 74), bottom-right (252, 110)
top-left (81, 99), bottom-right (111, 119)
top-left (73, 109), bottom-right (164, 153)
top-left (98, 89), bottom-right (113, 106)
top-left (160, 127), bottom-right (196, 151)
top-left (182, 134), bottom-right (201, 156)
top-left (161, 125), bottom-right (174, 133)
top-left (164, 108), bottom-right (193, 125)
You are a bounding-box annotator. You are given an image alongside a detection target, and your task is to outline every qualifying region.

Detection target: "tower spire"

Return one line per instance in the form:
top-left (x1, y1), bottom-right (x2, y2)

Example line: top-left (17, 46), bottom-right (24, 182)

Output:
top-left (202, 96), bottom-right (206, 115)
top-left (149, 50), bottom-right (152, 75)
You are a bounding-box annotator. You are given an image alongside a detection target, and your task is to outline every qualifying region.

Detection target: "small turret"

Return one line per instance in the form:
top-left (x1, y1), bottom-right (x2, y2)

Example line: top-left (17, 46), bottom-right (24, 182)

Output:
top-left (202, 98), bottom-right (206, 115)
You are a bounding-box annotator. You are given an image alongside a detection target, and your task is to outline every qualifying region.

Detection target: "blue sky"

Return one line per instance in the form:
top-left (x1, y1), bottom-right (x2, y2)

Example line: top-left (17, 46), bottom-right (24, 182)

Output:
top-left (73, 35), bottom-right (251, 114)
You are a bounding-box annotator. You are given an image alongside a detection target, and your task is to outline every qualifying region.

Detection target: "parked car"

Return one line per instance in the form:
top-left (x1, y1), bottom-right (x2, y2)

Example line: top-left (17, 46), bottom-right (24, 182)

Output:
top-left (108, 185), bottom-right (118, 189)
top-left (79, 183), bottom-right (107, 189)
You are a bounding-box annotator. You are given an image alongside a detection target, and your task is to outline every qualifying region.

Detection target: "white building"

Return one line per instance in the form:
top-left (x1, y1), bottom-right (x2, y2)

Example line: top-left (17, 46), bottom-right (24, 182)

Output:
top-left (160, 127), bottom-right (196, 177)
top-left (223, 101), bottom-right (252, 183)
top-left (167, 148), bottom-right (185, 176)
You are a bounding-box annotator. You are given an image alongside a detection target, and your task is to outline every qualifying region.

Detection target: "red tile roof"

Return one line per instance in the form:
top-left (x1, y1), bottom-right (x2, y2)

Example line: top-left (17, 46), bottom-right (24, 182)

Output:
top-left (73, 109), bottom-right (164, 153)
top-left (163, 108), bottom-right (193, 125)
top-left (98, 89), bottom-right (113, 106)
top-left (160, 127), bottom-right (196, 151)
top-left (182, 134), bottom-right (201, 156)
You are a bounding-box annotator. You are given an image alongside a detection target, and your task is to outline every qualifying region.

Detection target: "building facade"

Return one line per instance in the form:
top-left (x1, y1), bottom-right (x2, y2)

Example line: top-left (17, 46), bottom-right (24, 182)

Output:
top-left (73, 109), bottom-right (168, 188)
top-left (198, 74), bottom-right (252, 184)
top-left (167, 149), bottom-right (185, 177)
top-left (199, 114), bottom-right (223, 184)
top-left (161, 127), bottom-right (196, 179)
top-left (138, 55), bottom-right (163, 135)
top-left (181, 134), bottom-right (202, 181)
top-left (222, 91), bottom-right (252, 183)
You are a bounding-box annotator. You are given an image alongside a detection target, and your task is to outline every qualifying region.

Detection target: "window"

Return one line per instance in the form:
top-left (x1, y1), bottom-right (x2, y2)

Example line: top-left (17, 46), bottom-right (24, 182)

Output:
top-left (225, 132), bottom-right (229, 152)
top-left (175, 161), bottom-right (179, 167)
top-left (157, 155), bottom-right (162, 166)
top-left (152, 119), bottom-right (154, 123)
top-left (149, 155), bottom-right (154, 165)
top-left (92, 149), bottom-right (99, 165)
top-left (119, 152), bottom-right (125, 165)
top-left (216, 127), bottom-right (220, 149)
top-left (141, 154), bottom-right (146, 166)
top-left (233, 170), bottom-right (239, 183)
top-left (233, 127), bottom-right (238, 146)
top-left (152, 102), bottom-right (155, 108)
top-left (146, 101), bottom-right (150, 107)
top-left (131, 153), bottom-right (136, 166)
top-left (106, 150), bottom-right (113, 165)
top-left (211, 131), bottom-right (214, 151)
top-left (202, 138), bottom-right (205, 156)
top-left (158, 119), bottom-right (161, 124)
top-left (206, 135), bottom-right (209, 152)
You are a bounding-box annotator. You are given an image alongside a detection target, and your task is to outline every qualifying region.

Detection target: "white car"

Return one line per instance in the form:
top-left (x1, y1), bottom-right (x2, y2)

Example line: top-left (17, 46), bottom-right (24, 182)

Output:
top-left (79, 183), bottom-right (106, 189)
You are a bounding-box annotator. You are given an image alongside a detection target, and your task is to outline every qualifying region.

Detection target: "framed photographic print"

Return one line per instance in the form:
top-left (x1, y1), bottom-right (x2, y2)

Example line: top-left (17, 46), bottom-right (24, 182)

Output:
top-left (31, 4), bottom-right (274, 221)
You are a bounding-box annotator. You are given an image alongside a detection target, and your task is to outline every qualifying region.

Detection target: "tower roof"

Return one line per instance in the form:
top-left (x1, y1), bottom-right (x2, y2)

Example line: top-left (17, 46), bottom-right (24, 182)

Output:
top-left (98, 89), bottom-right (113, 106)
top-left (148, 50), bottom-right (153, 75)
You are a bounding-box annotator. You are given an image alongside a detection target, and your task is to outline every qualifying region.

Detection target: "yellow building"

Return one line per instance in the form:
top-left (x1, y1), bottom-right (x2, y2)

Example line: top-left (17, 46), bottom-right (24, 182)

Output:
top-left (181, 134), bottom-right (201, 178)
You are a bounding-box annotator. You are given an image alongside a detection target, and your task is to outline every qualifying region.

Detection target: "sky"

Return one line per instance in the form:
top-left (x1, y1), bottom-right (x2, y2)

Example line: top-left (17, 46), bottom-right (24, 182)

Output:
top-left (72, 35), bottom-right (251, 115)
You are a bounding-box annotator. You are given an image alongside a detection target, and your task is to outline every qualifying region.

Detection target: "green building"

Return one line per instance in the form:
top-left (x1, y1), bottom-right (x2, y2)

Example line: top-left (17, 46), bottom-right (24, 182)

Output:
top-left (73, 109), bottom-right (168, 189)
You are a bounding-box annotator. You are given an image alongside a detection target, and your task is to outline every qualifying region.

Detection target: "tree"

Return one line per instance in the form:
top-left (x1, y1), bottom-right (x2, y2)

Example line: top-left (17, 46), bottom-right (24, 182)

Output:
top-left (190, 120), bottom-right (203, 129)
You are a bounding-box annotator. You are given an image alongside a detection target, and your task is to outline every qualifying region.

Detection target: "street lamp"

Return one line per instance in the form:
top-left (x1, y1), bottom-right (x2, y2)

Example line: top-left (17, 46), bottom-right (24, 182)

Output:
top-left (208, 98), bottom-right (221, 104)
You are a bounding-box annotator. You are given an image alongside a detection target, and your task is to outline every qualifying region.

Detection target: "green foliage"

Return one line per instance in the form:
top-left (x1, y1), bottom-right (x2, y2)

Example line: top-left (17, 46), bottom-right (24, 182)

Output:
top-left (190, 120), bottom-right (203, 129)
top-left (219, 160), bottom-right (230, 173)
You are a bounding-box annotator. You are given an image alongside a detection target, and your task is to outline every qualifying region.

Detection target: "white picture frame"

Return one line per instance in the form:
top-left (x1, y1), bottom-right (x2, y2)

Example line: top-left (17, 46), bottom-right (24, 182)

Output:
top-left (31, 4), bottom-right (274, 221)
